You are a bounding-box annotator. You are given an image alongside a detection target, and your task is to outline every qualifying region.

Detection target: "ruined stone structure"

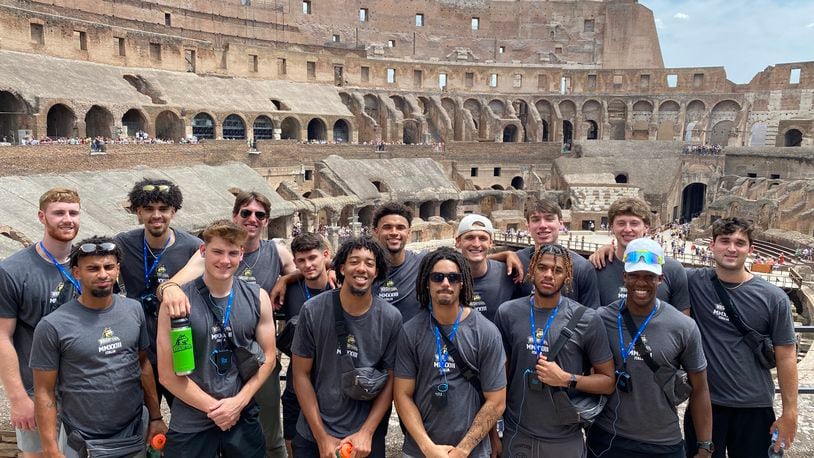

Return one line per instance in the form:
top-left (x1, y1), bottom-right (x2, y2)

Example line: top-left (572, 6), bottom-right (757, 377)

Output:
top-left (0, 0), bottom-right (812, 251)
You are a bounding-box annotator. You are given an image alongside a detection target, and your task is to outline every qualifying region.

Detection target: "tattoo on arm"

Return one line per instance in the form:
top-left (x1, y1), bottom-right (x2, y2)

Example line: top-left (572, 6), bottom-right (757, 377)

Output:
top-left (45, 400), bottom-right (56, 409)
top-left (458, 407), bottom-right (500, 453)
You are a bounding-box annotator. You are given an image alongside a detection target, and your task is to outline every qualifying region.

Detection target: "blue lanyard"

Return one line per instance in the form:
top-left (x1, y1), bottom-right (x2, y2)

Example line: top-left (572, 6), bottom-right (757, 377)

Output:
top-left (529, 295), bottom-right (562, 358)
top-left (430, 306), bottom-right (463, 378)
top-left (143, 234), bottom-right (171, 287)
top-left (221, 288), bottom-right (234, 330)
top-left (300, 280), bottom-right (330, 301)
top-left (39, 242), bottom-right (81, 294)
top-left (617, 299), bottom-right (659, 365)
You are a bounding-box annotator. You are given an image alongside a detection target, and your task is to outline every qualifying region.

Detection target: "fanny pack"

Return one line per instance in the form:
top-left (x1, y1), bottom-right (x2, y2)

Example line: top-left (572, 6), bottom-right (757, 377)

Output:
top-left (276, 316), bottom-right (298, 357)
top-left (196, 278), bottom-right (266, 382)
top-left (333, 291), bottom-right (388, 401)
top-left (542, 305), bottom-right (606, 427)
top-left (65, 412), bottom-right (144, 458)
top-left (622, 309), bottom-right (692, 406)
top-left (710, 274), bottom-right (776, 370)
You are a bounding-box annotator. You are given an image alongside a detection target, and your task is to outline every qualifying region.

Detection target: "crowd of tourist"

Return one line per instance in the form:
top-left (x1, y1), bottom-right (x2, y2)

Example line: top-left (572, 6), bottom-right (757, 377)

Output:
top-left (682, 143), bottom-right (723, 155)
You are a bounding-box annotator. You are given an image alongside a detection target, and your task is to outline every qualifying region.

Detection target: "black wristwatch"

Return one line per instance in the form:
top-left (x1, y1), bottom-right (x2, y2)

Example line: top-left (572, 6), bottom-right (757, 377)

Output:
top-left (697, 441), bottom-right (714, 454)
top-left (568, 373), bottom-right (578, 389)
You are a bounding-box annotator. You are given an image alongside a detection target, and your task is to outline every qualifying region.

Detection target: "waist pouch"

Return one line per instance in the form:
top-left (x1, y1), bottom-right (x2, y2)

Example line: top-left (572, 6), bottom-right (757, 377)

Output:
top-left (749, 334), bottom-right (777, 370)
top-left (546, 386), bottom-right (607, 428)
top-left (234, 340), bottom-right (266, 382)
top-left (340, 354), bottom-right (388, 401)
top-left (653, 366), bottom-right (693, 406)
top-left (276, 316), bottom-right (298, 357)
top-left (65, 413), bottom-right (144, 458)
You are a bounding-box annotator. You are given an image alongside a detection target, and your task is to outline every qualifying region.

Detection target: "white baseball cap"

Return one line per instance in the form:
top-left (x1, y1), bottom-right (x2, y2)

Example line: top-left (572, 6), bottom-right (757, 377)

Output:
top-left (623, 238), bottom-right (664, 276)
top-left (455, 214), bottom-right (494, 238)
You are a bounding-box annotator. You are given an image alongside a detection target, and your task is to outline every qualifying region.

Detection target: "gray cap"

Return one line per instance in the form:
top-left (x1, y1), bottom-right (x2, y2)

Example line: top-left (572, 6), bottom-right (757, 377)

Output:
top-left (455, 214), bottom-right (494, 238)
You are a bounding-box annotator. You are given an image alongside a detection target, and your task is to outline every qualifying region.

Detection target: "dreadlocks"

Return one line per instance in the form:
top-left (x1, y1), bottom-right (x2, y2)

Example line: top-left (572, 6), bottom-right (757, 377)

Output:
top-left (526, 243), bottom-right (573, 294)
top-left (416, 247), bottom-right (474, 309)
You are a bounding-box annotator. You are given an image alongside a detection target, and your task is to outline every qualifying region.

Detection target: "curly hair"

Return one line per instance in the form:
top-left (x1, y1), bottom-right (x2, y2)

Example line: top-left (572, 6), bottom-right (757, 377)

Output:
top-left (416, 247), bottom-right (474, 309)
top-left (525, 244), bottom-right (573, 295)
top-left (127, 178), bottom-right (183, 212)
top-left (372, 202), bottom-right (413, 228)
top-left (70, 235), bottom-right (121, 268)
top-left (333, 236), bottom-right (389, 285)
top-left (712, 217), bottom-right (754, 246)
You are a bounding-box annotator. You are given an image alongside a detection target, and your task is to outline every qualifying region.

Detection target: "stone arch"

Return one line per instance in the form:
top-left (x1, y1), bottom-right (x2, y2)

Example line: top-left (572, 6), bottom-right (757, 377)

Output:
top-left (562, 120), bottom-right (573, 144)
top-left (0, 91), bottom-right (34, 142)
top-left (480, 196), bottom-right (496, 215)
top-left (657, 100), bottom-right (680, 140)
top-left (307, 118), bottom-right (327, 141)
top-left (281, 117), bottom-right (301, 140)
top-left (502, 124), bottom-right (518, 142)
top-left (464, 98), bottom-right (482, 120)
top-left (685, 100), bottom-right (706, 122)
top-left (681, 183), bottom-right (706, 221)
top-left (585, 120), bottom-right (599, 140)
top-left (709, 100), bottom-right (740, 142)
top-left (390, 95), bottom-right (408, 116)
top-left (709, 120), bottom-right (734, 145)
top-left (85, 105), bottom-right (114, 138)
top-left (419, 201), bottom-right (434, 220)
top-left (333, 119), bottom-right (350, 143)
top-left (631, 100), bottom-right (653, 140)
top-left (749, 123), bottom-right (767, 146)
top-left (46, 103), bottom-right (77, 138)
top-left (121, 108), bottom-right (148, 138)
top-left (535, 99), bottom-right (553, 141)
top-left (558, 100), bottom-right (576, 120)
top-left (615, 173), bottom-right (628, 184)
top-left (581, 100), bottom-right (602, 122)
top-left (222, 114), bottom-right (246, 140)
top-left (511, 176), bottom-right (524, 190)
top-left (338, 92), bottom-right (352, 107)
top-left (416, 96), bottom-right (430, 115)
top-left (252, 115), bottom-right (274, 140)
top-left (363, 94), bottom-right (379, 118)
top-left (513, 100), bottom-right (530, 142)
top-left (492, 184), bottom-right (505, 190)
top-left (154, 110), bottom-right (184, 141)
top-left (488, 99), bottom-right (506, 117)
top-left (441, 97), bottom-right (456, 118)
top-left (403, 119), bottom-right (420, 144)
top-left (358, 205), bottom-right (375, 227)
top-left (440, 200), bottom-right (457, 220)
top-left (192, 112), bottom-right (216, 139)
top-left (784, 129), bottom-right (803, 147)
top-left (607, 99), bottom-right (627, 140)
top-left (370, 179), bottom-right (389, 192)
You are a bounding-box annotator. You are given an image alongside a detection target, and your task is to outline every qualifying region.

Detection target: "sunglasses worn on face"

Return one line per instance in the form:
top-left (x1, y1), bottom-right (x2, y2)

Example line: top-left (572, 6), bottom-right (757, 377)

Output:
top-left (430, 272), bottom-right (462, 284)
top-left (239, 209), bottom-right (268, 220)
top-left (142, 185), bottom-right (171, 193)
top-left (78, 242), bottom-right (117, 254)
top-left (624, 250), bottom-right (664, 265)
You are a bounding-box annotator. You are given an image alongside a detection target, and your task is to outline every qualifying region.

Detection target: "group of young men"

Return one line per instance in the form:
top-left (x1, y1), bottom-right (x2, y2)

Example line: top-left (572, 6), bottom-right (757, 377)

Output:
top-left (0, 181), bottom-right (798, 458)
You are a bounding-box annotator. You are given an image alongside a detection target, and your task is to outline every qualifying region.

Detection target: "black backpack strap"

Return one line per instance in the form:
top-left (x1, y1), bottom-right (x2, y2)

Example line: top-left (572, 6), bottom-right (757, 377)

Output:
top-left (710, 274), bottom-right (756, 338)
top-left (332, 290), bottom-right (349, 356)
top-left (431, 314), bottom-right (482, 393)
top-left (547, 305), bottom-right (587, 362)
top-left (195, 277), bottom-right (223, 322)
top-left (621, 307), bottom-right (661, 374)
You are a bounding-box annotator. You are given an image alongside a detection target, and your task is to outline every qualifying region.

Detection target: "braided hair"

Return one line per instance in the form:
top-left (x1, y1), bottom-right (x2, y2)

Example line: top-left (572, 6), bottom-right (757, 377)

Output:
top-left (416, 247), bottom-right (474, 309)
top-left (526, 243), bottom-right (573, 294)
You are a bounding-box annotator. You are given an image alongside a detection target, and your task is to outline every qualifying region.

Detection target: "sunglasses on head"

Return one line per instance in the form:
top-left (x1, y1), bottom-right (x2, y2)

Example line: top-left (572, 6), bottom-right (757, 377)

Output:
top-left (537, 244), bottom-right (566, 256)
top-left (77, 242), bottom-right (117, 254)
top-left (142, 184), bottom-right (171, 193)
top-left (624, 250), bottom-right (664, 265)
top-left (239, 209), bottom-right (268, 220)
top-left (429, 272), bottom-right (462, 284)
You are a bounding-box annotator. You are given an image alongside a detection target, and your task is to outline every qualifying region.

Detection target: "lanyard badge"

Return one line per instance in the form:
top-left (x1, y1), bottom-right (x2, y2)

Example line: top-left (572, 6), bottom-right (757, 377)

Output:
top-left (39, 242), bottom-right (81, 295)
top-left (529, 295), bottom-right (562, 358)
top-left (429, 305), bottom-right (463, 409)
top-left (143, 235), bottom-right (171, 288)
top-left (615, 299), bottom-right (659, 393)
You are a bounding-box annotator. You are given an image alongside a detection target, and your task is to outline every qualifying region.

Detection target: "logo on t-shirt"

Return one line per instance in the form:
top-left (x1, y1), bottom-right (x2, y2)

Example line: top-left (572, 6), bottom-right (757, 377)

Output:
top-left (336, 334), bottom-right (359, 359)
top-left (432, 345), bottom-right (456, 373)
top-left (98, 327), bottom-right (122, 355)
top-left (526, 330), bottom-right (549, 356)
top-left (210, 325), bottom-right (233, 343)
top-left (378, 279), bottom-right (399, 302)
top-left (49, 281), bottom-right (65, 306)
top-left (471, 293), bottom-right (486, 313)
top-left (238, 267), bottom-right (257, 284)
top-left (617, 286), bottom-right (628, 300)
top-left (713, 303), bottom-right (731, 322)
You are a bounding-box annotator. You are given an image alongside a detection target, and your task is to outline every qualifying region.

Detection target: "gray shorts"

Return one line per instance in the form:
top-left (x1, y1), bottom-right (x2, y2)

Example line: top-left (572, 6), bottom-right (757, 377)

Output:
top-left (503, 428), bottom-right (586, 458)
top-left (15, 428), bottom-right (42, 453)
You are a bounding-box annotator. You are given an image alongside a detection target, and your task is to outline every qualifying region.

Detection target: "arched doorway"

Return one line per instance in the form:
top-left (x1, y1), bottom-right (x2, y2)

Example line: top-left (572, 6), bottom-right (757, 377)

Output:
top-left (253, 116), bottom-right (273, 140)
top-left (281, 117), bottom-right (301, 140)
top-left (562, 121), bottom-right (573, 144)
top-left (503, 125), bottom-right (517, 142)
top-left (681, 183), bottom-right (707, 222)
top-left (419, 201), bottom-right (434, 220)
top-left (615, 174), bottom-right (628, 184)
top-left (541, 120), bottom-right (549, 142)
top-left (511, 176), bottom-right (524, 190)
top-left (0, 91), bottom-right (33, 143)
top-left (333, 119), bottom-right (349, 143)
top-left (403, 120), bottom-right (419, 144)
top-left (785, 129), bottom-right (803, 147)
top-left (192, 113), bottom-right (215, 139)
top-left (440, 200), bottom-right (457, 220)
top-left (586, 120), bottom-right (598, 140)
top-left (121, 109), bottom-right (148, 138)
top-left (85, 105), bottom-right (114, 138)
top-left (358, 205), bottom-right (374, 227)
top-left (307, 118), bottom-right (327, 142)
top-left (47, 104), bottom-right (76, 138)
top-left (222, 114), bottom-right (246, 140)
top-left (155, 111), bottom-right (184, 141)
top-left (709, 120), bottom-right (733, 145)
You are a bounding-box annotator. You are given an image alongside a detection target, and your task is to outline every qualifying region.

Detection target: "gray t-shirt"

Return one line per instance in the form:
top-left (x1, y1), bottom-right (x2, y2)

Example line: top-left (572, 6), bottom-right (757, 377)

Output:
top-left (516, 246), bottom-right (600, 309)
top-left (0, 245), bottom-right (78, 395)
top-left (282, 280), bottom-right (334, 394)
top-left (29, 296), bottom-right (148, 437)
top-left (595, 256), bottom-right (690, 312)
top-left (394, 309), bottom-right (507, 458)
top-left (236, 239), bottom-right (283, 292)
top-left (471, 260), bottom-right (518, 322)
top-left (687, 268), bottom-right (796, 407)
top-left (292, 290), bottom-right (402, 441)
top-left (595, 300), bottom-right (706, 445)
top-left (115, 228), bottom-right (202, 363)
top-left (169, 279), bottom-right (262, 433)
top-left (494, 296), bottom-right (612, 441)
top-left (374, 250), bottom-right (424, 322)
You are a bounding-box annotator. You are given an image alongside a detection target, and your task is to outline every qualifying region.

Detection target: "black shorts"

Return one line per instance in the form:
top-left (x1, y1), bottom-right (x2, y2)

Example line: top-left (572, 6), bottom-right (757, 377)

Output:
top-left (684, 404), bottom-right (775, 458)
top-left (586, 425), bottom-right (684, 458)
top-left (164, 409), bottom-right (265, 458)
top-left (281, 388), bottom-right (301, 441)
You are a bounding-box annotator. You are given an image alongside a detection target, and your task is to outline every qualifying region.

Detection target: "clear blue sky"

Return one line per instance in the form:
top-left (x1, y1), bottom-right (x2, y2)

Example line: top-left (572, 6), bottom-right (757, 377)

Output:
top-left (641, 0), bottom-right (814, 83)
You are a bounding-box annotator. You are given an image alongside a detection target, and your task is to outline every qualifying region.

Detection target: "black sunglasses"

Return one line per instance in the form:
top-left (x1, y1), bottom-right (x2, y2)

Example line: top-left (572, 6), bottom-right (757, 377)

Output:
top-left (78, 242), bottom-right (117, 253)
top-left (142, 184), bottom-right (171, 193)
top-left (429, 272), bottom-right (462, 284)
top-left (239, 209), bottom-right (268, 220)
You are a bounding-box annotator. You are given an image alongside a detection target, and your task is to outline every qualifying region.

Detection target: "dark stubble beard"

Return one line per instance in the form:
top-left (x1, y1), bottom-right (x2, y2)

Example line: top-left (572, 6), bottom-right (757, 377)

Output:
top-left (90, 287), bottom-right (113, 298)
top-left (349, 284), bottom-right (369, 296)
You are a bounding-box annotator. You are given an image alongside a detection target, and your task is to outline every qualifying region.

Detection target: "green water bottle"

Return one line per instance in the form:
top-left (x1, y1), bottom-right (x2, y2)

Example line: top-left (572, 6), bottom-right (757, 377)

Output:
top-left (170, 317), bottom-right (195, 375)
